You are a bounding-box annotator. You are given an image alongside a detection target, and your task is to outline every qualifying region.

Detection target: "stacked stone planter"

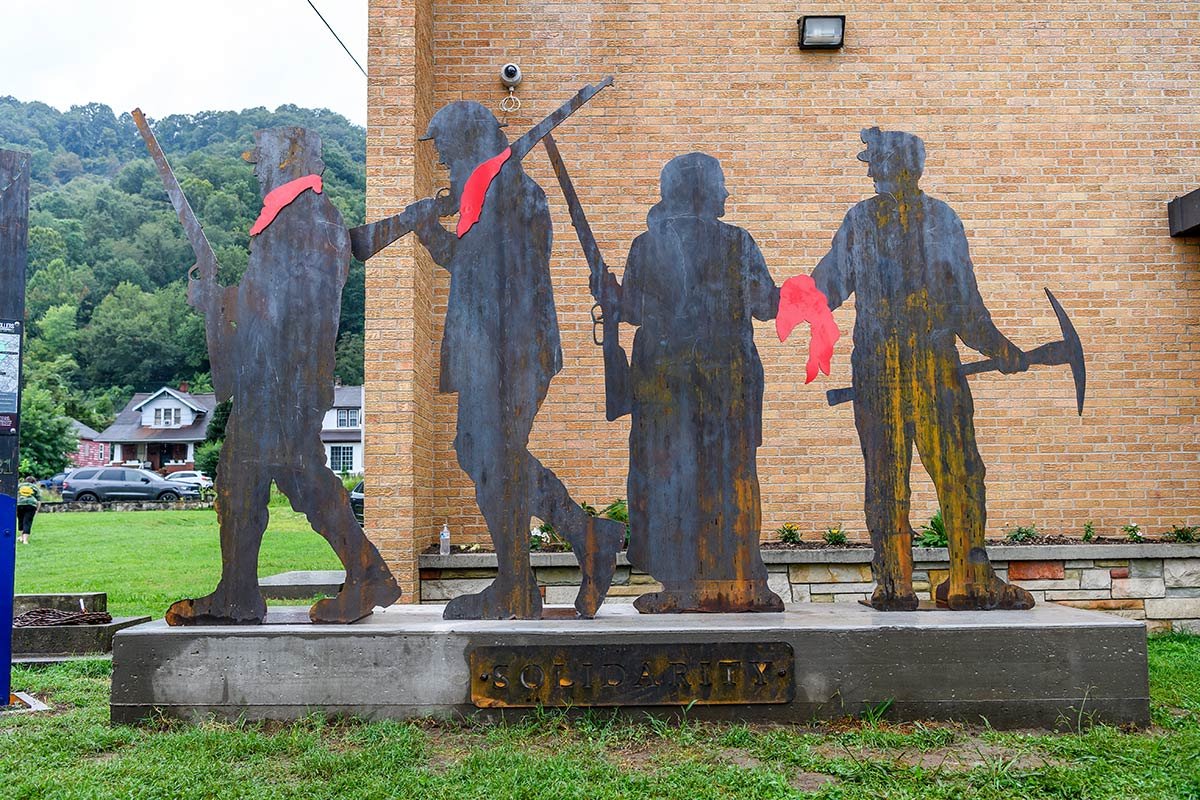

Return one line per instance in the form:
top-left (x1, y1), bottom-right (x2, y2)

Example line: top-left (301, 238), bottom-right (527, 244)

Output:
top-left (418, 544), bottom-right (1200, 632)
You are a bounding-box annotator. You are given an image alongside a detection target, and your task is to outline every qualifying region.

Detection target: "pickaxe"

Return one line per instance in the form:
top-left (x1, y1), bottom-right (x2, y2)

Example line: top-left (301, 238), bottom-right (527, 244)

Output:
top-left (825, 288), bottom-right (1086, 415)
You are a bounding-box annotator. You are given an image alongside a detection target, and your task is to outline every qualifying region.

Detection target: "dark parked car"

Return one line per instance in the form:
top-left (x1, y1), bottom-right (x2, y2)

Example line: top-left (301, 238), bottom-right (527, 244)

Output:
top-left (350, 481), bottom-right (364, 525)
top-left (61, 467), bottom-right (201, 503)
top-left (40, 472), bottom-right (68, 492)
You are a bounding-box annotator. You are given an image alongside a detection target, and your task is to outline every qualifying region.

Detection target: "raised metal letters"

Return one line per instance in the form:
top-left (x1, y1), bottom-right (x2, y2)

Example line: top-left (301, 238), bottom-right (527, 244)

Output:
top-left (470, 642), bottom-right (794, 707)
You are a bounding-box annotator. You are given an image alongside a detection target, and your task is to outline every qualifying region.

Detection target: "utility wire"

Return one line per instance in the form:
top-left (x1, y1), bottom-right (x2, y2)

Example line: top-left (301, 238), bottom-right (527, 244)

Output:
top-left (304, 0), bottom-right (367, 78)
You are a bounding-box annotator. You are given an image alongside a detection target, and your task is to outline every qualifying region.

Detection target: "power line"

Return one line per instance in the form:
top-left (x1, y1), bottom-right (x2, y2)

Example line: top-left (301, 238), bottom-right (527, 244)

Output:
top-left (304, 0), bottom-right (367, 78)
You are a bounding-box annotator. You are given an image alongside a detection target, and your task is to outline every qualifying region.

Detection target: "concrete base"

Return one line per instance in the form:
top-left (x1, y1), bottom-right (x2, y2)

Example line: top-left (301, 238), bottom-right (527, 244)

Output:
top-left (258, 570), bottom-right (345, 600)
top-left (15, 616), bottom-right (150, 657)
top-left (110, 604), bottom-right (1150, 728)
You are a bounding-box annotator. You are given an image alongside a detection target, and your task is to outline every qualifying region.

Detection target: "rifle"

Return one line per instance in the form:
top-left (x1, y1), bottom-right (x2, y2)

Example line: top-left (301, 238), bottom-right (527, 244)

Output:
top-left (542, 132), bottom-right (631, 421)
top-left (131, 109), bottom-right (217, 285)
top-left (350, 77), bottom-right (614, 262)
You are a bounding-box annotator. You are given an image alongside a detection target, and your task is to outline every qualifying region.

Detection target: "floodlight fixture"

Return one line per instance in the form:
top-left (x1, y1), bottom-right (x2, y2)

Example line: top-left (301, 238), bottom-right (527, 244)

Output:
top-left (798, 15), bottom-right (845, 50)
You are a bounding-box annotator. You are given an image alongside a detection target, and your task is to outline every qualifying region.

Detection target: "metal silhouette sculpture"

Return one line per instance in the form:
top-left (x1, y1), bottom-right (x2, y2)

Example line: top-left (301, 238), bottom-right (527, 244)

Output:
top-left (805, 127), bottom-right (1085, 611)
top-left (560, 151), bottom-right (836, 613)
top-left (135, 112), bottom-right (401, 625)
top-left (390, 81), bottom-right (624, 620)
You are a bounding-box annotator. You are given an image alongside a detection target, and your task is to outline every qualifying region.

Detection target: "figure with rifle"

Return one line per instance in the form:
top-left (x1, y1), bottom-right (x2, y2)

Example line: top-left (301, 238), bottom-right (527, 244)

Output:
top-left (133, 113), bottom-right (401, 625)
top-left (801, 127), bottom-right (1085, 611)
top-left (548, 146), bottom-right (839, 613)
top-left (390, 82), bottom-right (625, 620)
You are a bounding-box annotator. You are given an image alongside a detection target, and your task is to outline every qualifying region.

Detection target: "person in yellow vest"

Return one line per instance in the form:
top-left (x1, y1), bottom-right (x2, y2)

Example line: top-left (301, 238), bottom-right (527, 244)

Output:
top-left (17, 476), bottom-right (41, 545)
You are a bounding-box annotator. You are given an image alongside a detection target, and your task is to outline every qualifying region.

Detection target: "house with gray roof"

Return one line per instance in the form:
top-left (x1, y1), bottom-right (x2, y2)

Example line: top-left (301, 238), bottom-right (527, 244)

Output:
top-left (96, 385), bottom-right (365, 475)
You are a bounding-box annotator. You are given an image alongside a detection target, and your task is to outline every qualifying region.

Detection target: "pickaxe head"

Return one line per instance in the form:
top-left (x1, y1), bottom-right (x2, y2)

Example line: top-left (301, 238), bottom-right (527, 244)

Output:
top-left (1044, 287), bottom-right (1086, 415)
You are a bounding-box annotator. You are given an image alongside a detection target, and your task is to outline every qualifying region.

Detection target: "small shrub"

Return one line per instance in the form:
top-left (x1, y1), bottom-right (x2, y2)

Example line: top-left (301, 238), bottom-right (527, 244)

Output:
top-left (1122, 522), bottom-right (1145, 543)
top-left (530, 521), bottom-right (565, 551)
top-left (599, 499), bottom-right (627, 523)
top-left (1165, 525), bottom-right (1198, 543)
top-left (580, 502), bottom-right (598, 517)
top-left (917, 510), bottom-right (948, 548)
top-left (1082, 521), bottom-right (1096, 543)
top-left (1006, 525), bottom-right (1039, 543)
top-left (194, 440), bottom-right (222, 481)
top-left (823, 525), bottom-right (848, 546)
top-left (776, 523), bottom-right (802, 546)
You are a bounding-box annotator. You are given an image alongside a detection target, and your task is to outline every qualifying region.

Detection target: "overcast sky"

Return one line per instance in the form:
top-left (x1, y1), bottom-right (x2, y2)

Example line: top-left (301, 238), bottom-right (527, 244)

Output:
top-left (3, 0), bottom-right (368, 125)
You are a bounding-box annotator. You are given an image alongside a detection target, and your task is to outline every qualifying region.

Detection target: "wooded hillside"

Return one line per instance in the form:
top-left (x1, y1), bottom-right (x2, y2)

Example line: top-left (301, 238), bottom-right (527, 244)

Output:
top-left (0, 97), bottom-right (368, 443)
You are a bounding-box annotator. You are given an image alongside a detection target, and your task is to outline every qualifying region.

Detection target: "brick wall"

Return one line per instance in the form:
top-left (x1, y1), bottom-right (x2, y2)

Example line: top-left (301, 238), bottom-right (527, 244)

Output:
top-left (367, 1), bottom-right (1200, 593)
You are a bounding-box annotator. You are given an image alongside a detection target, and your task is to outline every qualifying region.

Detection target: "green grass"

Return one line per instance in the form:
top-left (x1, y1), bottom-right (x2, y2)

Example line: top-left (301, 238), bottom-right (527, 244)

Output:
top-left (14, 507), bottom-right (342, 617)
top-left (6, 509), bottom-right (1200, 797)
top-left (2, 635), bottom-right (1198, 799)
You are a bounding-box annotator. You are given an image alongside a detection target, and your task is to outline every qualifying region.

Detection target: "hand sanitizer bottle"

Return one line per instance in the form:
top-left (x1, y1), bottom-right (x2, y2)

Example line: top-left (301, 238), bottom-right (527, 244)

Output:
top-left (439, 523), bottom-right (451, 556)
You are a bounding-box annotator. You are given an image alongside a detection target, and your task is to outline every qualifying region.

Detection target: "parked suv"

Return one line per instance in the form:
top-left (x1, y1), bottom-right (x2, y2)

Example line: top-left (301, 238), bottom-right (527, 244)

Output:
top-left (350, 481), bottom-right (364, 525)
top-left (61, 467), bottom-right (201, 503)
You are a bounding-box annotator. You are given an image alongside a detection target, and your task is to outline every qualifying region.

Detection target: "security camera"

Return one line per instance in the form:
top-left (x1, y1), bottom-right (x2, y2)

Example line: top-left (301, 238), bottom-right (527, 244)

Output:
top-left (500, 63), bottom-right (523, 89)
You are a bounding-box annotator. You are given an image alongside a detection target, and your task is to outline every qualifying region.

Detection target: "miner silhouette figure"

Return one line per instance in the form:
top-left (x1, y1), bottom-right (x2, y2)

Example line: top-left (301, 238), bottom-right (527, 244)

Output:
top-left (155, 127), bottom-right (401, 625)
top-left (607, 153), bottom-right (787, 613)
top-left (812, 128), bottom-right (1035, 611)
top-left (414, 102), bottom-right (625, 620)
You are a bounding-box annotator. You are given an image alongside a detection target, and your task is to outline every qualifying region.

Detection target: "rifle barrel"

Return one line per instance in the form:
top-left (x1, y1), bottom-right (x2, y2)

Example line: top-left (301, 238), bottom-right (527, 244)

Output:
top-left (131, 109), bottom-right (216, 278)
top-left (510, 77), bottom-right (613, 162)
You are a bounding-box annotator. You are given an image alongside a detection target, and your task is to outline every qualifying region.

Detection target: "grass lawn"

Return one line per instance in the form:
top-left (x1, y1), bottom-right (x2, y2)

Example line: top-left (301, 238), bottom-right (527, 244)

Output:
top-left (5, 509), bottom-right (1200, 797)
top-left (0, 636), bottom-right (1196, 799)
top-left (13, 506), bottom-right (342, 617)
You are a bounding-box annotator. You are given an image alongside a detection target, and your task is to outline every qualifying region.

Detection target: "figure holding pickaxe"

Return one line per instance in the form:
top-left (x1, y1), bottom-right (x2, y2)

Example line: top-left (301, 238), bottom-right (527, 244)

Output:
top-left (799, 127), bottom-right (1085, 611)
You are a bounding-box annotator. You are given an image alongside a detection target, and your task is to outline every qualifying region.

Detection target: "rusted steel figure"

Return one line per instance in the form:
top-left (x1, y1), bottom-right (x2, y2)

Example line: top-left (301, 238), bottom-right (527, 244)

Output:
top-left (585, 153), bottom-right (792, 613)
top-left (811, 128), bottom-right (1038, 611)
top-left (135, 113), bottom-right (401, 624)
top-left (413, 100), bottom-right (624, 620)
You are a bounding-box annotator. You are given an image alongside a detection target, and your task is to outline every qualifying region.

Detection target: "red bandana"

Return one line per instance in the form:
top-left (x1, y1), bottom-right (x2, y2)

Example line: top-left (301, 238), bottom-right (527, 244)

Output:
top-left (249, 174), bottom-right (323, 236)
top-left (776, 274), bottom-right (841, 384)
top-left (456, 147), bottom-right (512, 238)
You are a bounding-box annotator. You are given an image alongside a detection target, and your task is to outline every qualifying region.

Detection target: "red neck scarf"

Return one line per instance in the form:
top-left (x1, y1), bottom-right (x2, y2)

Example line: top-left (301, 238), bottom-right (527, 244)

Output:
top-left (249, 174), bottom-right (323, 236)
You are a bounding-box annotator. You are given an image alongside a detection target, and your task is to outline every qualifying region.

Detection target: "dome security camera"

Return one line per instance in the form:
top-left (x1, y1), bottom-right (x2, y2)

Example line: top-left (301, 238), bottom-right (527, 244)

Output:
top-left (500, 63), bottom-right (523, 89)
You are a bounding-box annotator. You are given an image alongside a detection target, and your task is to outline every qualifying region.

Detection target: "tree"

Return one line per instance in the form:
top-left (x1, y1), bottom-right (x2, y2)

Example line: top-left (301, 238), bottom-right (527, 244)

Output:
top-left (26, 225), bottom-right (68, 275)
top-left (194, 440), bottom-right (222, 481)
top-left (334, 333), bottom-right (364, 386)
top-left (78, 282), bottom-right (206, 389)
top-left (205, 398), bottom-right (232, 441)
top-left (25, 258), bottom-right (91, 321)
top-left (18, 386), bottom-right (78, 478)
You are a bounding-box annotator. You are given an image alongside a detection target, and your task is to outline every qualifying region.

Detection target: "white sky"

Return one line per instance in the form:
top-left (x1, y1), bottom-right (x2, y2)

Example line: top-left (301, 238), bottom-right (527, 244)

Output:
top-left (2, 0), bottom-right (368, 125)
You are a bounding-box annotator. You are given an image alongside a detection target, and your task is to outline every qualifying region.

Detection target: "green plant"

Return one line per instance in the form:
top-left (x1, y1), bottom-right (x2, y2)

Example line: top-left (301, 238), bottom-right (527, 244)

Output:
top-left (598, 499), bottom-right (630, 548)
top-left (776, 523), bottom-right (802, 546)
top-left (530, 521), bottom-right (566, 551)
top-left (822, 525), bottom-right (848, 546)
top-left (917, 509), bottom-right (948, 548)
top-left (580, 501), bottom-right (598, 517)
top-left (1082, 521), bottom-right (1096, 542)
top-left (1165, 525), bottom-right (1198, 543)
top-left (1122, 522), bottom-right (1145, 543)
top-left (1006, 525), bottom-right (1039, 543)
top-left (860, 698), bottom-right (894, 725)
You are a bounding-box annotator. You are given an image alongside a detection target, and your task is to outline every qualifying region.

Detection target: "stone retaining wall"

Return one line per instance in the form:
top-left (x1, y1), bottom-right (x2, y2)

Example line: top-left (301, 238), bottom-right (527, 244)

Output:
top-left (419, 545), bottom-right (1200, 633)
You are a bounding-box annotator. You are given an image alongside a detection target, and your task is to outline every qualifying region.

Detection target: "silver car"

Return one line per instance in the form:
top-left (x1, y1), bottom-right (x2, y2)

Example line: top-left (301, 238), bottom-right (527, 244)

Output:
top-left (61, 467), bottom-right (201, 503)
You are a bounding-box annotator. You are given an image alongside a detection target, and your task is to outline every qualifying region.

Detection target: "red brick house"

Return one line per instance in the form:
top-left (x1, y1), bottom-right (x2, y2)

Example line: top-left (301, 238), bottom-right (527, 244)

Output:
top-left (69, 419), bottom-right (106, 468)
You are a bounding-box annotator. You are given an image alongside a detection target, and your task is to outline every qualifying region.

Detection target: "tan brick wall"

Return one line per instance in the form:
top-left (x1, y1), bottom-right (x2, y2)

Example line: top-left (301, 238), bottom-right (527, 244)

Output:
top-left (368, 1), bottom-right (1200, 586)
